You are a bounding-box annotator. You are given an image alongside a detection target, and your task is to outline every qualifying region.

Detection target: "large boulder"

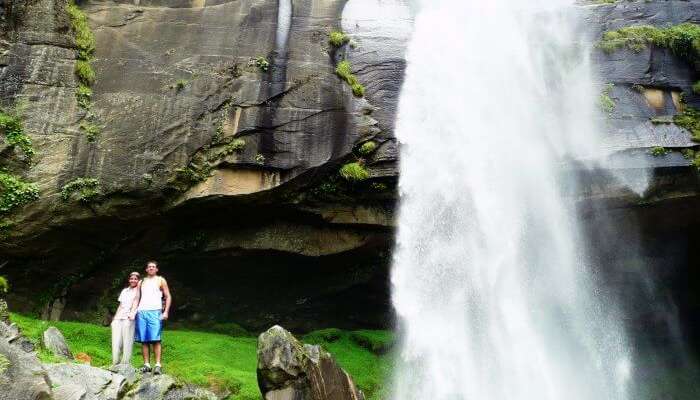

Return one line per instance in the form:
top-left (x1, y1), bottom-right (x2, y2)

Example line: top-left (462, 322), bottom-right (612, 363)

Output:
top-left (257, 325), bottom-right (365, 400)
top-left (0, 330), bottom-right (52, 400)
top-left (45, 362), bottom-right (126, 400)
top-left (42, 326), bottom-right (73, 359)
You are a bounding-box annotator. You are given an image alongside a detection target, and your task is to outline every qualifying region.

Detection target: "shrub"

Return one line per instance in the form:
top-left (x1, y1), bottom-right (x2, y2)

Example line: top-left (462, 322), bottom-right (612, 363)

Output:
top-left (329, 31), bottom-right (349, 47)
top-left (255, 56), bottom-right (269, 72)
top-left (0, 170), bottom-right (39, 214)
top-left (60, 177), bottom-right (101, 203)
top-left (358, 141), bottom-right (377, 155)
top-left (339, 162), bottom-right (369, 181)
top-left (80, 121), bottom-right (100, 142)
top-left (0, 110), bottom-right (33, 159)
top-left (255, 153), bottom-right (265, 164)
top-left (67, 2), bottom-right (95, 60)
top-left (76, 85), bottom-right (92, 110)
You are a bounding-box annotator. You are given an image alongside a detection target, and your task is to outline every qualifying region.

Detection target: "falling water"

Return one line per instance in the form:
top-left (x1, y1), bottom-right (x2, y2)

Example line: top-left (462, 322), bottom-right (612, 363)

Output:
top-left (391, 1), bottom-right (631, 399)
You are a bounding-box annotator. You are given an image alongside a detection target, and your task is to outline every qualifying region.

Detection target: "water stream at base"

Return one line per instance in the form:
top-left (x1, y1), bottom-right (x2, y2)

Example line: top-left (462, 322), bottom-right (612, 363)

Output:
top-left (391, 1), bottom-right (631, 399)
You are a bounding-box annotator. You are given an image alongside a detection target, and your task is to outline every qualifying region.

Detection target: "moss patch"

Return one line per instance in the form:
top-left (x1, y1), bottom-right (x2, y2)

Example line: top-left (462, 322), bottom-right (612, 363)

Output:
top-left (335, 61), bottom-right (365, 97)
top-left (358, 141), bottom-right (377, 156)
top-left (67, 2), bottom-right (96, 107)
top-left (254, 56), bottom-right (269, 72)
top-left (329, 30), bottom-right (350, 47)
top-left (599, 83), bottom-right (615, 114)
top-left (649, 146), bottom-right (670, 156)
top-left (339, 162), bottom-right (370, 182)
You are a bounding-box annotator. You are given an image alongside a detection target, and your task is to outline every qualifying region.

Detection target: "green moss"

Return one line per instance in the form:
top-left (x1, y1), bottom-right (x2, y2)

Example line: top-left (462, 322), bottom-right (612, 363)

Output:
top-left (329, 30), bottom-right (349, 47)
top-left (76, 85), bottom-right (92, 110)
top-left (358, 141), bottom-right (377, 156)
top-left (0, 110), bottom-right (34, 159)
top-left (335, 60), bottom-right (365, 98)
top-left (171, 164), bottom-right (211, 188)
top-left (0, 170), bottom-right (39, 215)
top-left (674, 106), bottom-right (700, 141)
top-left (599, 83), bottom-right (615, 114)
top-left (649, 146), bottom-right (670, 156)
top-left (340, 162), bottom-right (369, 181)
top-left (80, 121), bottom-right (100, 142)
top-left (255, 56), bottom-right (269, 72)
top-left (0, 354), bottom-right (9, 374)
top-left (598, 23), bottom-right (700, 67)
top-left (60, 177), bottom-right (101, 203)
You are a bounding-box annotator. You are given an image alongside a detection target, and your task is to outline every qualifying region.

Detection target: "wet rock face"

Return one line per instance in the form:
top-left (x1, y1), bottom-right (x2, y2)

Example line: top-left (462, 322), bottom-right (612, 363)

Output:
top-left (257, 325), bottom-right (365, 400)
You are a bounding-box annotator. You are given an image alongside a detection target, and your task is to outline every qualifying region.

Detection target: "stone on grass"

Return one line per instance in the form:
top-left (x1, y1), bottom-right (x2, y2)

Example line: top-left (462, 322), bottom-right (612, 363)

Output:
top-left (45, 362), bottom-right (125, 400)
top-left (257, 325), bottom-right (365, 400)
top-left (42, 326), bottom-right (73, 359)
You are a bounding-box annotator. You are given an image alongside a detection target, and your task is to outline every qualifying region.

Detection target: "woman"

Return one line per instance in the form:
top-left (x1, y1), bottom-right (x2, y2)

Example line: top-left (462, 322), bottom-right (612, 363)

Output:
top-left (111, 271), bottom-right (140, 367)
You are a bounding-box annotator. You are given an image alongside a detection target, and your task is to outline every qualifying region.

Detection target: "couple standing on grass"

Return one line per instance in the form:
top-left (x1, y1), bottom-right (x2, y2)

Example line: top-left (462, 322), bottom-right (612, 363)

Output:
top-left (111, 260), bottom-right (172, 375)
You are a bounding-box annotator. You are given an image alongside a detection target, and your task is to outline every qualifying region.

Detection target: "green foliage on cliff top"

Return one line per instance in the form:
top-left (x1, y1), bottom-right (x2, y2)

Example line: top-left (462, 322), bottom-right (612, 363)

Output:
top-left (340, 162), bottom-right (370, 181)
top-left (0, 170), bottom-right (39, 215)
top-left (335, 60), bottom-right (366, 97)
top-left (0, 110), bottom-right (34, 160)
top-left (329, 30), bottom-right (350, 47)
top-left (61, 177), bottom-right (101, 203)
top-left (674, 106), bottom-right (700, 141)
top-left (598, 23), bottom-right (700, 66)
top-left (11, 314), bottom-right (393, 400)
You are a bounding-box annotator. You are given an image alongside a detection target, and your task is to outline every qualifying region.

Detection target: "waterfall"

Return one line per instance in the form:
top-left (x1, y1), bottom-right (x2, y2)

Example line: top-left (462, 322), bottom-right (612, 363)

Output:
top-left (391, 1), bottom-right (631, 399)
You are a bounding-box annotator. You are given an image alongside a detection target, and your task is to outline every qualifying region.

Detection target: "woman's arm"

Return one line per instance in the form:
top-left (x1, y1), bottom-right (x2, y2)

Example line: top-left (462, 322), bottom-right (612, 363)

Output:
top-left (128, 281), bottom-right (141, 320)
top-left (160, 278), bottom-right (171, 320)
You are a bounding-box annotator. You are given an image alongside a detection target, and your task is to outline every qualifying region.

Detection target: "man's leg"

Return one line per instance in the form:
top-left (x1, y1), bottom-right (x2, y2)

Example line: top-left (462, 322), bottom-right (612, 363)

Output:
top-left (142, 343), bottom-right (150, 365)
top-left (154, 342), bottom-right (161, 365)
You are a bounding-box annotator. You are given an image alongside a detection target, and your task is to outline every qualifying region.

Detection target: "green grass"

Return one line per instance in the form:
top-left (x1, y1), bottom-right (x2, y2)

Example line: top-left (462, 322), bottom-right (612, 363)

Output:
top-left (10, 314), bottom-right (394, 400)
top-left (598, 23), bottom-right (700, 67)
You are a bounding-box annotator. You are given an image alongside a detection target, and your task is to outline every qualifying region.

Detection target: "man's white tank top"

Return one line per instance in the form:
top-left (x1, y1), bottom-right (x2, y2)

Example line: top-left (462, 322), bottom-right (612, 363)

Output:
top-left (138, 276), bottom-right (163, 311)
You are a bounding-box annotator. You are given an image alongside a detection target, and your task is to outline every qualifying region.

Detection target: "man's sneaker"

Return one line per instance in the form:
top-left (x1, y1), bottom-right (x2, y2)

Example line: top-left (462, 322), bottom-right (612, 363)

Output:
top-left (139, 364), bottom-right (151, 373)
top-left (153, 365), bottom-right (162, 375)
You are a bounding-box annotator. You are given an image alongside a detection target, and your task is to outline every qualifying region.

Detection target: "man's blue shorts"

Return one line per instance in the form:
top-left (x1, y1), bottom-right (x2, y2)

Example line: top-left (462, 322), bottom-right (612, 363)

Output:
top-left (135, 310), bottom-right (162, 343)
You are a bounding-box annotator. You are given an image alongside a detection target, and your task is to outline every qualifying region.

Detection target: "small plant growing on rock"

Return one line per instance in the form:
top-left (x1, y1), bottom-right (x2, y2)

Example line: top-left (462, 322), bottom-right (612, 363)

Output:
top-left (339, 162), bottom-right (369, 181)
top-left (329, 30), bottom-right (349, 47)
top-left (674, 106), bottom-right (700, 141)
top-left (61, 177), bottom-right (101, 203)
top-left (649, 146), bottom-right (670, 156)
top-left (75, 60), bottom-right (96, 85)
top-left (358, 141), bottom-right (377, 156)
top-left (255, 153), bottom-right (266, 165)
top-left (632, 84), bottom-right (645, 93)
top-left (174, 79), bottom-right (188, 91)
top-left (599, 84), bottom-right (615, 114)
top-left (0, 170), bottom-right (39, 215)
top-left (76, 85), bottom-right (92, 110)
top-left (693, 81), bottom-right (700, 94)
top-left (80, 120), bottom-right (101, 142)
top-left (0, 110), bottom-right (34, 160)
top-left (0, 276), bottom-right (8, 294)
top-left (255, 56), bottom-right (270, 72)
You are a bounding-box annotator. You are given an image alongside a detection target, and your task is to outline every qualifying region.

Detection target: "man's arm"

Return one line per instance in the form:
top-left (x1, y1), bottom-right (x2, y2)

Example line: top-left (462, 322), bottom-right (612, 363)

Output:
top-left (128, 281), bottom-right (141, 320)
top-left (160, 278), bottom-right (171, 320)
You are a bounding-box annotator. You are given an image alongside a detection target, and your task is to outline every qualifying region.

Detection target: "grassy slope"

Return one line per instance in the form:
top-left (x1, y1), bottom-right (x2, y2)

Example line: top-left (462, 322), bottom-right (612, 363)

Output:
top-left (10, 314), bottom-right (392, 400)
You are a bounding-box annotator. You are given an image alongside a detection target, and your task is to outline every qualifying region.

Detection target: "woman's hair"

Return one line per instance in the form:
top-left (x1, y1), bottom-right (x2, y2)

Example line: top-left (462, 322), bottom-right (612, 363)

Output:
top-left (125, 271), bottom-right (141, 287)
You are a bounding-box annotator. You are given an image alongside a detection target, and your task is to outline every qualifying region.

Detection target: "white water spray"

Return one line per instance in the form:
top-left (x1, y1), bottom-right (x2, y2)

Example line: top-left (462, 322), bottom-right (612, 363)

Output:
top-left (392, 1), bottom-right (631, 399)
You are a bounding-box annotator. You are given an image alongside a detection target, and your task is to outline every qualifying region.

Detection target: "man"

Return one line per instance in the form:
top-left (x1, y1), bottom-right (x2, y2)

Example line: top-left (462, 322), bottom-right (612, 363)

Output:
top-left (129, 260), bottom-right (171, 374)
